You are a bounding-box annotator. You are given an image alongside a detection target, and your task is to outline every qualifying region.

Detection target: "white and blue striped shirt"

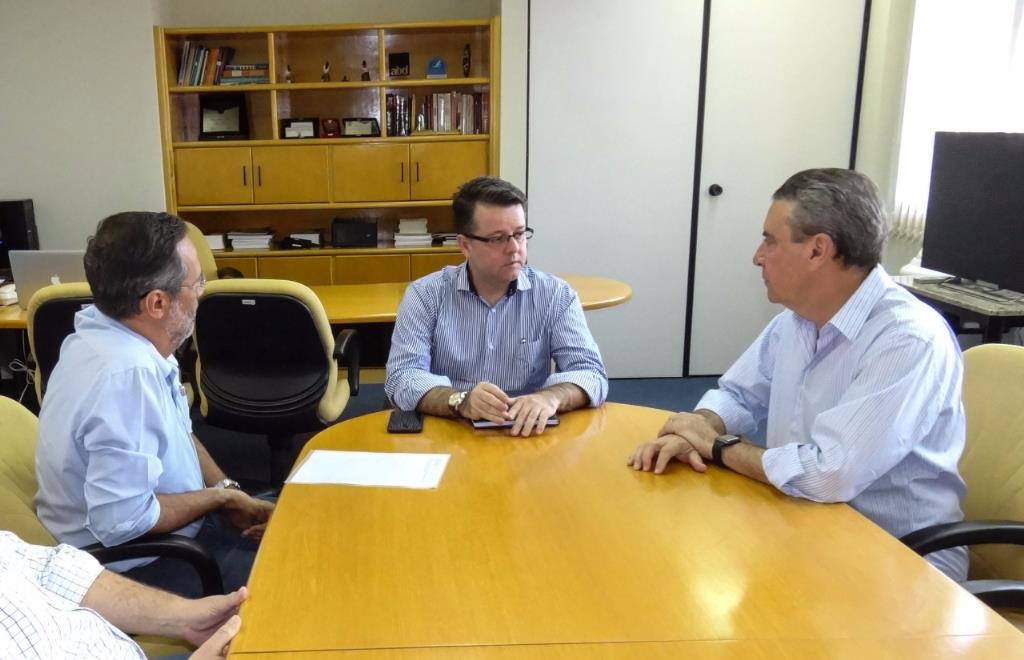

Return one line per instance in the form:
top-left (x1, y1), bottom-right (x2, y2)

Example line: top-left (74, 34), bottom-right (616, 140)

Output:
top-left (386, 264), bottom-right (608, 410)
top-left (697, 266), bottom-right (968, 580)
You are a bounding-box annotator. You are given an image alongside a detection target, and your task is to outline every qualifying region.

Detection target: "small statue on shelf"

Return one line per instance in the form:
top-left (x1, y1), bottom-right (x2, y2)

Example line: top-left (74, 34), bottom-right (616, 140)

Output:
top-left (284, 64), bottom-right (294, 83)
top-left (361, 60), bottom-right (371, 81)
top-left (342, 74), bottom-right (349, 82)
top-left (321, 60), bottom-right (331, 82)
top-left (463, 44), bottom-right (471, 77)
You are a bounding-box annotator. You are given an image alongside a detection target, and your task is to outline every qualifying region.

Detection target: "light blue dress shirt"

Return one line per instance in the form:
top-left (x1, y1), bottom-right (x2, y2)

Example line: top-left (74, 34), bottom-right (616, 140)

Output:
top-left (35, 305), bottom-right (204, 571)
top-left (385, 264), bottom-right (608, 411)
top-left (697, 266), bottom-right (968, 580)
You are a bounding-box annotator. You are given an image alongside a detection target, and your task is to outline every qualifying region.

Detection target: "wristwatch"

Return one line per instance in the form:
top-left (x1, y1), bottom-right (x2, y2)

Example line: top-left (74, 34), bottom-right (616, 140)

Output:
top-left (448, 390), bottom-right (469, 417)
top-left (214, 478), bottom-right (242, 491)
top-left (712, 434), bottom-right (741, 468)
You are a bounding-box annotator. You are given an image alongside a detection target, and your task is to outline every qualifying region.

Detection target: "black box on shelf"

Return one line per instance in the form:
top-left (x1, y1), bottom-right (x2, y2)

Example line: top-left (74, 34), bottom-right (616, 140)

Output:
top-left (332, 218), bottom-right (378, 247)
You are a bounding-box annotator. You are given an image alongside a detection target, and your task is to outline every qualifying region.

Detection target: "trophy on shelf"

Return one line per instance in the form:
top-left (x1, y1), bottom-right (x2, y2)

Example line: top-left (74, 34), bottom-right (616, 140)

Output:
top-left (361, 60), bottom-right (371, 81)
top-left (426, 57), bottom-right (447, 79)
top-left (463, 44), bottom-right (471, 77)
top-left (321, 60), bottom-right (331, 82)
top-left (284, 64), bottom-right (294, 83)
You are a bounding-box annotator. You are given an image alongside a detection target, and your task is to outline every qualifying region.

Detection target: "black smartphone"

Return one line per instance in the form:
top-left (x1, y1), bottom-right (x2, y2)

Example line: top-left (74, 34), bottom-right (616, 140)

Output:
top-left (387, 409), bottom-right (423, 433)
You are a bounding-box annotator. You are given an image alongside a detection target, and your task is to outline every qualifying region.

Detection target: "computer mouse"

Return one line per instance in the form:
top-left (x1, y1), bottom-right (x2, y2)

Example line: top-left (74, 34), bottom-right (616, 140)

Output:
top-left (0, 283), bottom-right (16, 294)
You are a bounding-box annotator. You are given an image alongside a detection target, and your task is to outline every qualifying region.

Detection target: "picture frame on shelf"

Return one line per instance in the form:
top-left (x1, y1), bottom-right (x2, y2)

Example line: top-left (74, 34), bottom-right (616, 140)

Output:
top-left (281, 117), bottom-right (320, 139)
top-left (198, 93), bottom-right (248, 140)
top-left (388, 52), bottom-right (410, 79)
top-left (321, 118), bottom-right (341, 138)
top-left (342, 118), bottom-right (381, 137)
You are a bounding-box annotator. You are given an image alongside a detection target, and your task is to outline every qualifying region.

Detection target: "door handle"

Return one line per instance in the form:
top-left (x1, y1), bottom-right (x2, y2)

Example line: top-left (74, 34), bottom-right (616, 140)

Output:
top-left (257, 166), bottom-right (262, 187)
top-left (416, 162), bottom-right (420, 182)
top-left (242, 166), bottom-right (247, 186)
top-left (708, 184), bottom-right (723, 196)
top-left (400, 162), bottom-right (404, 182)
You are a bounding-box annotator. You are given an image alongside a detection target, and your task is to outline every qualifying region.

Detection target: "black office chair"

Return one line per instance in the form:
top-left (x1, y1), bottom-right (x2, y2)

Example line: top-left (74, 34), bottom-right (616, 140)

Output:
top-left (194, 278), bottom-right (360, 486)
top-left (26, 282), bottom-right (92, 403)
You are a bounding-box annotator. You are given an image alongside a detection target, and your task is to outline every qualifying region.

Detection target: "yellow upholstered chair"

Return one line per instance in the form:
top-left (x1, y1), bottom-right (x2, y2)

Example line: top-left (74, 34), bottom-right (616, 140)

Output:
top-left (194, 278), bottom-right (360, 485)
top-left (26, 282), bottom-right (92, 403)
top-left (0, 395), bottom-right (217, 657)
top-left (184, 220), bottom-right (242, 281)
top-left (902, 343), bottom-right (1024, 629)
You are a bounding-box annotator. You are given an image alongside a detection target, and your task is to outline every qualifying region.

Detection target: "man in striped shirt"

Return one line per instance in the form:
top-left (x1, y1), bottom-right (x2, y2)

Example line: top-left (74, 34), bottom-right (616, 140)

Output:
top-left (386, 176), bottom-right (608, 436)
top-left (628, 169), bottom-right (968, 581)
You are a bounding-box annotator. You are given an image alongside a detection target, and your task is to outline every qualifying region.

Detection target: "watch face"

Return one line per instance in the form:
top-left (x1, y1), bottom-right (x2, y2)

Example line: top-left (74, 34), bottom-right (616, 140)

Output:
top-left (448, 391), bottom-right (466, 409)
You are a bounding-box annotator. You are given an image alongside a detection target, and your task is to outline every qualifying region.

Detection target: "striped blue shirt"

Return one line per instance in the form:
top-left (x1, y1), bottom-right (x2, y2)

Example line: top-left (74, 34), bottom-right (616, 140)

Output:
top-left (697, 266), bottom-right (968, 580)
top-left (386, 264), bottom-right (608, 410)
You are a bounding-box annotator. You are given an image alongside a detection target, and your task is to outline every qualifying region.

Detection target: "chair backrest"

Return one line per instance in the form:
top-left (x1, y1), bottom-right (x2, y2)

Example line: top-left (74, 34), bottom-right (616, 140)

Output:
top-left (184, 220), bottom-right (219, 282)
top-left (0, 396), bottom-right (56, 546)
top-left (960, 343), bottom-right (1024, 581)
top-left (26, 282), bottom-right (93, 402)
top-left (194, 278), bottom-right (340, 434)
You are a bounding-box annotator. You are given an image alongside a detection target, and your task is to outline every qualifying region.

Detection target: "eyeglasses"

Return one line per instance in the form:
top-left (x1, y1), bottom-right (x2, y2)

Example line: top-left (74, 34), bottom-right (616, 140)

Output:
top-left (462, 227), bottom-right (534, 247)
top-left (138, 274), bottom-right (206, 299)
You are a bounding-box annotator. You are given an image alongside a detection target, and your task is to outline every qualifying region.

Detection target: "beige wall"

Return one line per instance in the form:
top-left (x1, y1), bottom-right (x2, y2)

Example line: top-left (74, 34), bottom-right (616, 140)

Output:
top-left (0, 0), bottom-right (166, 249)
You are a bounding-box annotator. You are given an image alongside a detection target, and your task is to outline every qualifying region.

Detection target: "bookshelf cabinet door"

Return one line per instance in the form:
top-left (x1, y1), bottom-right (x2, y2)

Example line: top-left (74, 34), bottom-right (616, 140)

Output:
top-left (333, 255), bottom-right (411, 284)
top-left (409, 142), bottom-right (488, 201)
top-left (331, 144), bottom-right (411, 202)
top-left (257, 255), bottom-right (333, 285)
top-left (410, 253), bottom-right (464, 280)
top-left (175, 147), bottom-right (253, 206)
top-left (252, 146), bottom-right (330, 204)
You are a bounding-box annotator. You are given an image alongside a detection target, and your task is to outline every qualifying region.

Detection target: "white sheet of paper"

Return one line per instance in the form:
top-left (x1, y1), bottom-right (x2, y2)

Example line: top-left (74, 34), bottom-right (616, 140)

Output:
top-left (286, 450), bottom-right (450, 489)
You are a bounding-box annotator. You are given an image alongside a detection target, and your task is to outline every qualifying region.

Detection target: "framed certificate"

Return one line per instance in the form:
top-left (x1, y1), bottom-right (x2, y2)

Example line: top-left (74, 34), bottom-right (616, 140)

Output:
top-left (281, 117), bottom-right (319, 139)
top-left (342, 118), bottom-right (381, 137)
top-left (199, 93), bottom-right (249, 140)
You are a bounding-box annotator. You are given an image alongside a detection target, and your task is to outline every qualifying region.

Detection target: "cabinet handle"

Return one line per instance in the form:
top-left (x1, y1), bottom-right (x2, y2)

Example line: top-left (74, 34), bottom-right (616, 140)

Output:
top-left (242, 166), bottom-right (247, 186)
top-left (400, 162), bottom-right (404, 182)
top-left (257, 166), bottom-right (262, 187)
top-left (416, 162), bottom-right (420, 182)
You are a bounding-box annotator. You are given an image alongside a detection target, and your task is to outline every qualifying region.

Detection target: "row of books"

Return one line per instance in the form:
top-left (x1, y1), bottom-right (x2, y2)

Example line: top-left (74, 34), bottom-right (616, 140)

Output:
top-left (394, 218), bottom-right (432, 247)
top-left (177, 43), bottom-right (236, 86)
top-left (386, 92), bottom-right (489, 137)
top-left (219, 64), bottom-right (270, 86)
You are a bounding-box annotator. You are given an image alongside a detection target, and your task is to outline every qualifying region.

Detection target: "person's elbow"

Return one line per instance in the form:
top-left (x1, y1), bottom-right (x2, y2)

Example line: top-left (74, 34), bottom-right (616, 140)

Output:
top-left (85, 498), bottom-right (159, 547)
top-left (783, 466), bottom-right (865, 504)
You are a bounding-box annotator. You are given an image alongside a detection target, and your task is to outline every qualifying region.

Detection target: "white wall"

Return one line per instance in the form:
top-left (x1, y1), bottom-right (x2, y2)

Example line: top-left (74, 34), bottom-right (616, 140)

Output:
top-left (0, 0), bottom-right (166, 249)
top-left (527, 0), bottom-right (703, 377)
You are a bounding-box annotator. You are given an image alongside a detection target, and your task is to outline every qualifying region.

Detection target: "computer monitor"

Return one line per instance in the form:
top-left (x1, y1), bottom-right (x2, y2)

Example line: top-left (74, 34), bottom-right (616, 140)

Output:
top-left (921, 131), bottom-right (1024, 294)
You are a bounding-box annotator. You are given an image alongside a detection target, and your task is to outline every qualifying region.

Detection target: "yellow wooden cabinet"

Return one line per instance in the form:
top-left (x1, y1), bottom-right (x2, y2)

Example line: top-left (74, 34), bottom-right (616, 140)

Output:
top-left (253, 146), bottom-right (329, 204)
top-left (257, 256), bottom-right (333, 285)
top-left (214, 256), bottom-right (258, 278)
top-left (410, 252), bottom-right (464, 280)
top-left (175, 147), bottom-right (253, 206)
top-left (331, 144), bottom-right (410, 203)
top-left (410, 142), bottom-right (489, 201)
top-left (334, 255), bottom-right (410, 284)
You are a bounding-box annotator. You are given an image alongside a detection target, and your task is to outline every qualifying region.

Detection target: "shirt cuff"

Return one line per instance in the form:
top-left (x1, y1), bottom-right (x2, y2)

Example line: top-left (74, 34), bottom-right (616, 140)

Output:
top-left (544, 371), bottom-right (607, 407)
top-left (46, 543), bottom-right (105, 605)
top-left (761, 444), bottom-right (808, 497)
top-left (395, 372), bottom-right (453, 411)
top-left (695, 389), bottom-right (757, 436)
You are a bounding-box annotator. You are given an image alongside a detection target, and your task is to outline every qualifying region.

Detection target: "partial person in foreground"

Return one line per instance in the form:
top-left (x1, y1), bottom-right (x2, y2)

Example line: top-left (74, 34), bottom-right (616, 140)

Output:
top-left (35, 212), bottom-right (273, 598)
top-left (0, 531), bottom-right (243, 659)
top-left (628, 168), bottom-right (968, 580)
top-left (385, 176), bottom-right (608, 435)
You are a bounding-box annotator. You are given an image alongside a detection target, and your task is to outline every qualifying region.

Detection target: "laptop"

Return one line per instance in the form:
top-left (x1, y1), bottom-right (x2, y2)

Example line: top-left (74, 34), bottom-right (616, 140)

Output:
top-left (9, 249), bottom-right (88, 309)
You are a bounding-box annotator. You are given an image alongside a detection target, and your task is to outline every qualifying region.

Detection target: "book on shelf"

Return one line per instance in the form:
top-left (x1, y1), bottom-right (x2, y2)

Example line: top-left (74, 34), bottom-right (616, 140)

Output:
top-left (398, 218), bottom-right (429, 235)
top-left (176, 44), bottom-right (237, 86)
top-left (289, 232), bottom-right (321, 246)
top-left (218, 77), bottom-right (270, 85)
top-left (395, 217), bottom-right (432, 247)
top-left (227, 230), bottom-right (273, 250)
top-left (204, 233), bottom-right (225, 251)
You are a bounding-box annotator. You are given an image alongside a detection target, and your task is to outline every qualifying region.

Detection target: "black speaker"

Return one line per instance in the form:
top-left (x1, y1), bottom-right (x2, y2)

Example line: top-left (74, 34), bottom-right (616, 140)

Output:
top-left (0, 199), bottom-right (39, 270)
top-left (331, 218), bottom-right (377, 248)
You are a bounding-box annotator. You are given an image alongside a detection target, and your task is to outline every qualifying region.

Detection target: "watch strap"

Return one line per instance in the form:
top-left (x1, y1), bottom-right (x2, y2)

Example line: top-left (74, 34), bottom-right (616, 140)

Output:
top-left (712, 434), bottom-right (741, 468)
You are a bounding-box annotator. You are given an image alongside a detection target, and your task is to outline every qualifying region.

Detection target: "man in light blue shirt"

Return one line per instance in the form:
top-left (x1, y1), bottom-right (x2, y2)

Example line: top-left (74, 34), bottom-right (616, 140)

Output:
top-left (628, 169), bottom-right (968, 581)
top-left (386, 176), bottom-right (607, 436)
top-left (36, 212), bottom-right (273, 598)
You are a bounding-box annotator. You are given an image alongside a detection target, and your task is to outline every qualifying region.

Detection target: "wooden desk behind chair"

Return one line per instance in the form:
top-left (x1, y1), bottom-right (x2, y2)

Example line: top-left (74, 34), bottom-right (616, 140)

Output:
top-left (0, 274), bottom-right (630, 329)
top-left (228, 404), bottom-right (1024, 659)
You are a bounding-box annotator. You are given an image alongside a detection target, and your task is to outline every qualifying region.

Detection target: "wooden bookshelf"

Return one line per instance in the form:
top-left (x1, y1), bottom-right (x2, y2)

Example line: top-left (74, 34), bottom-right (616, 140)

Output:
top-left (153, 19), bottom-right (499, 271)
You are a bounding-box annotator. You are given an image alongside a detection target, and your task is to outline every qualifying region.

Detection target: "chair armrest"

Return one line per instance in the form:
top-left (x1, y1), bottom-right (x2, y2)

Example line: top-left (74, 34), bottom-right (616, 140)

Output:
top-left (965, 579), bottom-right (1024, 609)
top-left (216, 267), bottom-right (244, 279)
top-left (334, 329), bottom-right (360, 396)
top-left (900, 520), bottom-right (1024, 556)
top-left (81, 534), bottom-right (224, 596)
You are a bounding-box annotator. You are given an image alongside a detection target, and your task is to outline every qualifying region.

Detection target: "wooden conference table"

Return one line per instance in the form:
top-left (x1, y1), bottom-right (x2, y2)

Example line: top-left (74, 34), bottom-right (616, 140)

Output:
top-left (228, 404), bottom-right (1024, 659)
top-left (0, 274), bottom-right (631, 329)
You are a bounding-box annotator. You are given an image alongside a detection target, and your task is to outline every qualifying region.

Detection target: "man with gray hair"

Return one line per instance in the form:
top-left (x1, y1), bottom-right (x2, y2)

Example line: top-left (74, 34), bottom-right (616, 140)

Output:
top-left (628, 168), bottom-right (968, 580)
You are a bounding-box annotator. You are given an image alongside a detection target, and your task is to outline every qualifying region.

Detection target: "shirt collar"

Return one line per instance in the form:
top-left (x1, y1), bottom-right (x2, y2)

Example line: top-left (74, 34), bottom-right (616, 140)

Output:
top-left (825, 265), bottom-right (889, 341)
top-left (457, 262), bottom-right (532, 297)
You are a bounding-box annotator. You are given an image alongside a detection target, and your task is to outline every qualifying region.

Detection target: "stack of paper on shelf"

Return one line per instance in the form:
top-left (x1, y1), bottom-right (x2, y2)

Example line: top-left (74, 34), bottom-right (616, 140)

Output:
top-left (228, 230), bottom-right (273, 250)
top-left (433, 232), bottom-right (458, 246)
top-left (290, 232), bottom-right (321, 246)
top-left (394, 218), bottom-right (433, 247)
top-left (204, 233), bottom-right (225, 251)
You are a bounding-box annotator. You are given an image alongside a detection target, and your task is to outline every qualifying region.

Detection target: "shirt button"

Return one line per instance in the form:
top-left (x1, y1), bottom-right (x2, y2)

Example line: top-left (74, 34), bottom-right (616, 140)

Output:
top-left (488, 344), bottom-right (494, 350)
top-left (490, 309), bottom-right (495, 314)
